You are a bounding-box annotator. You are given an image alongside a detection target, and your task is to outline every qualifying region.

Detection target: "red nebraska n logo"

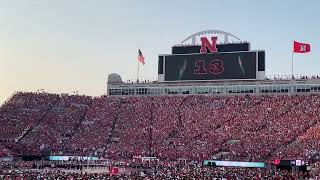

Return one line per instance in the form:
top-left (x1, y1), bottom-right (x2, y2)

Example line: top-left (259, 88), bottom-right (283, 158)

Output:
top-left (200, 37), bottom-right (218, 53)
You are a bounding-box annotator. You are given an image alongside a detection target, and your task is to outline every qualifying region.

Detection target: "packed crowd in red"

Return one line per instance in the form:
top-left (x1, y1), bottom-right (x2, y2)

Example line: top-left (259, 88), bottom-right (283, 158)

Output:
top-left (0, 160), bottom-right (315, 179)
top-left (1, 92), bottom-right (320, 162)
top-left (0, 166), bottom-right (313, 179)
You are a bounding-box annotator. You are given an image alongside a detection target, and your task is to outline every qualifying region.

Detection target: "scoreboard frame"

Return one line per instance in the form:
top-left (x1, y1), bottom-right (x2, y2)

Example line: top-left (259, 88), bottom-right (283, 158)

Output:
top-left (158, 50), bottom-right (265, 82)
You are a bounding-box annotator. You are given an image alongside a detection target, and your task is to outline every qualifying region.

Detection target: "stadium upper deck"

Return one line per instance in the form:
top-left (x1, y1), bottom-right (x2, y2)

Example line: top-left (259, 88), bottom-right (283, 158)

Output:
top-left (107, 76), bottom-right (320, 96)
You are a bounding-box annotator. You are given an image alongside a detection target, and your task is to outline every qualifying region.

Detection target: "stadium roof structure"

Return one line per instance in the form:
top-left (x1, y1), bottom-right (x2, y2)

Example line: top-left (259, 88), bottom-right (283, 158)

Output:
top-left (180, 30), bottom-right (241, 45)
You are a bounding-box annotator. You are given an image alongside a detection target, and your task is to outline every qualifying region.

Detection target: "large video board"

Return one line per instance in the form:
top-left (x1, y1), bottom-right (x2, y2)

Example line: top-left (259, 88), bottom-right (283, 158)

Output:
top-left (162, 51), bottom-right (257, 81)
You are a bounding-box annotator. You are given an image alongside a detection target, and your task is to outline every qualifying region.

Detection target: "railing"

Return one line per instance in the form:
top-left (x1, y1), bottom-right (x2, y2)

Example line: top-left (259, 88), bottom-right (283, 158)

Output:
top-left (121, 75), bottom-right (320, 84)
top-left (14, 127), bottom-right (31, 143)
top-left (124, 78), bottom-right (158, 84)
top-left (265, 75), bottom-right (320, 80)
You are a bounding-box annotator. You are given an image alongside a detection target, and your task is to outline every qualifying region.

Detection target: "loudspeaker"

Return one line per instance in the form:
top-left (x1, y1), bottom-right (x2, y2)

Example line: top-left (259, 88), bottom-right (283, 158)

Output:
top-left (158, 56), bottom-right (164, 74)
top-left (258, 51), bottom-right (265, 71)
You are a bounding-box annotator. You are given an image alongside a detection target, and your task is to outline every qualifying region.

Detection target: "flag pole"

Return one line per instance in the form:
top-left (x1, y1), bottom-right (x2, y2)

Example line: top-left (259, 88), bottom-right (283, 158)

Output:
top-left (291, 51), bottom-right (294, 79)
top-left (137, 55), bottom-right (140, 83)
top-left (290, 43), bottom-right (294, 95)
top-left (291, 40), bottom-right (295, 79)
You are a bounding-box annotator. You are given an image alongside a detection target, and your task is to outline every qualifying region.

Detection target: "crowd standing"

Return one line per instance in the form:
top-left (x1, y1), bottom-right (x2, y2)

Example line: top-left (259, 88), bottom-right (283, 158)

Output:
top-left (1, 93), bottom-right (320, 161)
top-left (0, 161), bottom-right (315, 179)
top-left (1, 92), bottom-right (320, 178)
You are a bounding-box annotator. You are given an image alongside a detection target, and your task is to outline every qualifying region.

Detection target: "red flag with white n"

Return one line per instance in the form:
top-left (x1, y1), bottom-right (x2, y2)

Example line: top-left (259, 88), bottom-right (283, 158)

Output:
top-left (293, 41), bottom-right (311, 53)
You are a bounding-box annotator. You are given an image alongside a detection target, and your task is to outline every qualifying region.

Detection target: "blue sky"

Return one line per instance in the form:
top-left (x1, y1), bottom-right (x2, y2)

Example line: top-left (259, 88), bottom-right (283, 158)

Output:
top-left (0, 0), bottom-right (319, 103)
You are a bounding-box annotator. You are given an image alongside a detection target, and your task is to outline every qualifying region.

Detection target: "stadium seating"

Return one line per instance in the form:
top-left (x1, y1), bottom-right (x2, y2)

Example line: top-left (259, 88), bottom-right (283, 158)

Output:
top-left (19, 94), bottom-right (92, 155)
top-left (271, 95), bottom-right (320, 160)
top-left (0, 92), bottom-right (59, 141)
top-left (66, 96), bottom-right (121, 156)
top-left (1, 92), bottom-right (320, 162)
top-left (0, 144), bottom-right (12, 158)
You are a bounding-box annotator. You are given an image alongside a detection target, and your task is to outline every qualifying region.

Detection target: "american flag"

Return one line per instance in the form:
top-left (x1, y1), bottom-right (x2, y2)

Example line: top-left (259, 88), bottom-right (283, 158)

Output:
top-left (138, 49), bottom-right (145, 65)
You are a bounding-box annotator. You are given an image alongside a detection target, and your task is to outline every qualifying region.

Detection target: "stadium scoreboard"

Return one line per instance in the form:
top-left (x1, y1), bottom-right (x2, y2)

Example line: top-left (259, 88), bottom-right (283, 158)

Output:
top-left (158, 36), bottom-right (265, 82)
